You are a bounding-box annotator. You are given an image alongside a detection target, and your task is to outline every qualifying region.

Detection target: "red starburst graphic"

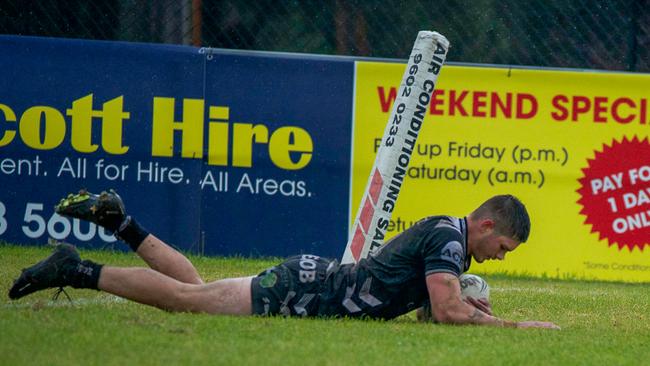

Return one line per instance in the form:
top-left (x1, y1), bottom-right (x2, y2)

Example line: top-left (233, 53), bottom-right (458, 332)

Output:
top-left (577, 136), bottom-right (650, 251)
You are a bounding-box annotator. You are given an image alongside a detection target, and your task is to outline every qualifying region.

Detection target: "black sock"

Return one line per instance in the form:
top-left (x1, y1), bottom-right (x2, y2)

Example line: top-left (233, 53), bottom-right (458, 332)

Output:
top-left (116, 216), bottom-right (150, 252)
top-left (70, 260), bottom-right (103, 290)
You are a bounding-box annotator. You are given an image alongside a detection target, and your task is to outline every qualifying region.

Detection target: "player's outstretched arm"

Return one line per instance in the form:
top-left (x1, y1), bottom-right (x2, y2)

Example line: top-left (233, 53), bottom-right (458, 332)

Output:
top-left (425, 272), bottom-right (560, 329)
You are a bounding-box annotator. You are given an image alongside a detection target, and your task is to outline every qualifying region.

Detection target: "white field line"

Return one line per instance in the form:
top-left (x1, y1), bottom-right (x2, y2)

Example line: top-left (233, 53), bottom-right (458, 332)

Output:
top-left (492, 287), bottom-right (558, 294)
top-left (3, 295), bottom-right (127, 309)
top-left (492, 287), bottom-right (609, 296)
top-left (3, 287), bottom-right (609, 310)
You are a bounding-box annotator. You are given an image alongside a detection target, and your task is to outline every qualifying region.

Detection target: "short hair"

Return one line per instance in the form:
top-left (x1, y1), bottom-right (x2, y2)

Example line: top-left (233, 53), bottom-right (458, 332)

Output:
top-left (471, 195), bottom-right (530, 242)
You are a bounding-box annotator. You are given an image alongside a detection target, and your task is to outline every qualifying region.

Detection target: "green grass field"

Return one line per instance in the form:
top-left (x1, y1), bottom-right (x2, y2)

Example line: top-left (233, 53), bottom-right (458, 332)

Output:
top-left (2, 243), bottom-right (650, 365)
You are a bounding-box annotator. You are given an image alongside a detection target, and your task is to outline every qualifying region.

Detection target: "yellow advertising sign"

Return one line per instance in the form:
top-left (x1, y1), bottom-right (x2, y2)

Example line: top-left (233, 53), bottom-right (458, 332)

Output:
top-left (352, 61), bottom-right (650, 282)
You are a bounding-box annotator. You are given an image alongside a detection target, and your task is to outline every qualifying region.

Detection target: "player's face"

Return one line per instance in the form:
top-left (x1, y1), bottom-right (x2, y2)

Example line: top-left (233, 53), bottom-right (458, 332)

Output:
top-left (474, 231), bottom-right (520, 263)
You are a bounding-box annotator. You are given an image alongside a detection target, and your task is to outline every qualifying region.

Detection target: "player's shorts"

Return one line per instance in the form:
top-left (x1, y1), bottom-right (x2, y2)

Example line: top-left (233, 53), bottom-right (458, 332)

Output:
top-left (251, 254), bottom-right (335, 317)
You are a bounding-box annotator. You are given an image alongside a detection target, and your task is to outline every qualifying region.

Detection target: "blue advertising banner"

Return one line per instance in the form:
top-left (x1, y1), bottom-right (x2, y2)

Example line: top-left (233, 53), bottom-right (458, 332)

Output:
top-left (0, 36), bottom-right (353, 257)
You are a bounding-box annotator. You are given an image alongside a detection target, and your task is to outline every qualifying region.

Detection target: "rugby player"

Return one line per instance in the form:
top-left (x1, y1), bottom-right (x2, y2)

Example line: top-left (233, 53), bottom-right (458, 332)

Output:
top-left (8, 190), bottom-right (559, 329)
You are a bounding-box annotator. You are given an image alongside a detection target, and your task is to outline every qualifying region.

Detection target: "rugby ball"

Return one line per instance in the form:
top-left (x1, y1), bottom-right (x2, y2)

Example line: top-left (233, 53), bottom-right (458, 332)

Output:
top-left (459, 274), bottom-right (490, 301)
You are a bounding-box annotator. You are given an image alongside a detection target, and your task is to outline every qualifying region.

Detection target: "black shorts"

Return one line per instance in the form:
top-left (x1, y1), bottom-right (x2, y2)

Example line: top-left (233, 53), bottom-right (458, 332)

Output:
top-left (251, 254), bottom-right (334, 317)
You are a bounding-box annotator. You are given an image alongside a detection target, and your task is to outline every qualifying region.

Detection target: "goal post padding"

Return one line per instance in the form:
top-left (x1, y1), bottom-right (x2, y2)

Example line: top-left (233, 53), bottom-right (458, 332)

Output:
top-left (342, 31), bottom-right (450, 264)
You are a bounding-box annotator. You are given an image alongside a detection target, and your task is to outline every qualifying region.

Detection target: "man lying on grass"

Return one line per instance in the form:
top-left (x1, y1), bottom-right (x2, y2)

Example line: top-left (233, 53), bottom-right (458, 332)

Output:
top-left (8, 190), bottom-right (559, 329)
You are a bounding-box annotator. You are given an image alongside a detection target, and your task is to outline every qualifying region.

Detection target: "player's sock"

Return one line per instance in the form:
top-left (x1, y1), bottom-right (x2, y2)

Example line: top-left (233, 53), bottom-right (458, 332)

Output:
top-left (116, 216), bottom-right (150, 252)
top-left (71, 260), bottom-right (104, 290)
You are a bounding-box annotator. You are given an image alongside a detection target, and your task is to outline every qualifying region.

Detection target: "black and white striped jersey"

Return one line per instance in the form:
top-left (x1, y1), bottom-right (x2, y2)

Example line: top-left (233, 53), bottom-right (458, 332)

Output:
top-left (318, 216), bottom-right (471, 319)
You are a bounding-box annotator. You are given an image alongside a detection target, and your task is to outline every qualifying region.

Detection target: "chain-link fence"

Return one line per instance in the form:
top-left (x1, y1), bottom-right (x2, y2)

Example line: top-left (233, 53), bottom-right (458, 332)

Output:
top-left (2, 0), bottom-right (648, 72)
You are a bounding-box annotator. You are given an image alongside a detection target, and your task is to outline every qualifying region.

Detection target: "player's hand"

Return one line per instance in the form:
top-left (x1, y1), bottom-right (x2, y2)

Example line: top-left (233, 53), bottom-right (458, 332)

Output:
top-left (516, 321), bottom-right (561, 330)
top-left (464, 296), bottom-right (492, 315)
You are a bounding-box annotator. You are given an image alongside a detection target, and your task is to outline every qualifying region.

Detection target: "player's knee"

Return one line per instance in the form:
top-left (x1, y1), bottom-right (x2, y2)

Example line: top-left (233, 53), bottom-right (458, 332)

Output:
top-left (171, 284), bottom-right (208, 313)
